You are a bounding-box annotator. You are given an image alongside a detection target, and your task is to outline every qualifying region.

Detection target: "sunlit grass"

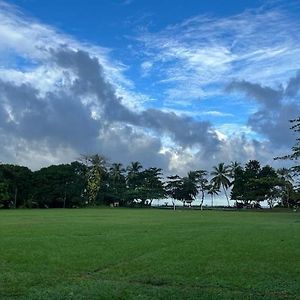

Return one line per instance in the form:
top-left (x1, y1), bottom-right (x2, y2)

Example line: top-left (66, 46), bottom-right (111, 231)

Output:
top-left (0, 208), bottom-right (299, 299)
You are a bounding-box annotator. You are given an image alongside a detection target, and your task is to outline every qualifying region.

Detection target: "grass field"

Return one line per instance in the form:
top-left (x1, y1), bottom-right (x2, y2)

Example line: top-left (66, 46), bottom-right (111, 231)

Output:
top-left (0, 208), bottom-right (299, 299)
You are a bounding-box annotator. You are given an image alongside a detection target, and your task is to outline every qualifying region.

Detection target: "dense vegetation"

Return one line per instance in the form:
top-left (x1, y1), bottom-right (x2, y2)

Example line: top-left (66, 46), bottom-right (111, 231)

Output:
top-left (0, 157), bottom-right (299, 209)
top-left (0, 118), bottom-right (299, 209)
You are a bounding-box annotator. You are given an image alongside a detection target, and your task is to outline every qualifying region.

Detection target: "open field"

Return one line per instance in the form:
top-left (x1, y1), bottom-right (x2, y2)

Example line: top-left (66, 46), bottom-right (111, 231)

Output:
top-left (0, 208), bottom-right (299, 299)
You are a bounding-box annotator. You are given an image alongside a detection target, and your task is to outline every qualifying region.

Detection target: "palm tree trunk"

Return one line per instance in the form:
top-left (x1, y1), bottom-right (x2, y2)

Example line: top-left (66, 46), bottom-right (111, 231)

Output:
top-left (172, 199), bottom-right (176, 211)
top-left (222, 184), bottom-right (229, 206)
top-left (199, 190), bottom-right (205, 210)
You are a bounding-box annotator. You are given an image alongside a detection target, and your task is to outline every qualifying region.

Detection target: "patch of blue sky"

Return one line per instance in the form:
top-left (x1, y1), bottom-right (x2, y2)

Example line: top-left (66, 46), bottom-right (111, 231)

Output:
top-left (0, 50), bottom-right (38, 70)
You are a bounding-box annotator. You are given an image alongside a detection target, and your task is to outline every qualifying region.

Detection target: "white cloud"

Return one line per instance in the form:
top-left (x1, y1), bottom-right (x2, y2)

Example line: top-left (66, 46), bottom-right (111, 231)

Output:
top-left (136, 7), bottom-right (300, 100)
top-left (0, 1), bottom-right (147, 110)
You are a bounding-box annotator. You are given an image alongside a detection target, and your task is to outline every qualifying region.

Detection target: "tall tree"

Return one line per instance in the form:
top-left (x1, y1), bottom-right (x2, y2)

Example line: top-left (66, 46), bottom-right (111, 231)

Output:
top-left (228, 161), bottom-right (241, 179)
top-left (207, 183), bottom-right (220, 207)
top-left (194, 170), bottom-right (209, 210)
top-left (80, 154), bottom-right (107, 206)
top-left (140, 168), bottom-right (165, 206)
top-left (108, 163), bottom-right (126, 204)
top-left (32, 163), bottom-right (86, 208)
top-left (275, 117), bottom-right (300, 200)
top-left (0, 182), bottom-right (10, 208)
top-left (181, 171), bottom-right (199, 206)
top-left (126, 161), bottom-right (143, 204)
top-left (0, 164), bottom-right (32, 208)
top-left (277, 168), bottom-right (294, 208)
top-left (165, 175), bottom-right (182, 210)
top-left (211, 163), bottom-right (231, 206)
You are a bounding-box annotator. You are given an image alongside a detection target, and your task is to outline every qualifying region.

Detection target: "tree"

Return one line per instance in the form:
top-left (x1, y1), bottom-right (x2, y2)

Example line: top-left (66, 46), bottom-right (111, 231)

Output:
top-left (211, 163), bottom-right (231, 206)
top-left (228, 161), bottom-right (241, 178)
top-left (243, 160), bottom-right (262, 204)
top-left (107, 163), bottom-right (126, 205)
top-left (230, 165), bottom-right (246, 206)
top-left (256, 165), bottom-right (280, 208)
top-left (0, 164), bottom-right (32, 208)
top-left (126, 161), bottom-right (143, 205)
top-left (276, 118), bottom-right (300, 164)
top-left (80, 154), bottom-right (107, 206)
top-left (275, 117), bottom-right (300, 207)
top-left (139, 167), bottom-right (165, 206)
top-left (277, 168), bottom-right (294, 208)
top-left (194, 170), bottom-right (209, 210)
top-left (0, 182), bottom-right (10, 208)
top-left (207, 183), bottom-right (220, 207)
top-left (231, 161), bottom-right (281, 208)
top-left (181, 171), bottom-right (199, 206)
top-left (165, 175), bottom-right (182, 210)
top-left (32, 163), bottom-right (86, 208)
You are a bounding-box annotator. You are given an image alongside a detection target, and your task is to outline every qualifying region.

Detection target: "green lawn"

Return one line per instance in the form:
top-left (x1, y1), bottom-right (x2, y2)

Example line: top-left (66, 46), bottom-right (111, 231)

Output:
top-left (0, 208), bottom-right (299, 299)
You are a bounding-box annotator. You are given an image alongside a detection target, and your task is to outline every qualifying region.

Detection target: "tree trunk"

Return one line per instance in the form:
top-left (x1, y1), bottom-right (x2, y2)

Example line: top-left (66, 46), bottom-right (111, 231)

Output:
top-left (222, 184), bottom-right (229, 206)
top-left (64, 190), bottom-right (66, 208)
top-left (286, 187), bottom-right (290, 208)
top-left (14, 187), bottom-right (18, 209)
top-left (200, 191), bottom-right (205, 210)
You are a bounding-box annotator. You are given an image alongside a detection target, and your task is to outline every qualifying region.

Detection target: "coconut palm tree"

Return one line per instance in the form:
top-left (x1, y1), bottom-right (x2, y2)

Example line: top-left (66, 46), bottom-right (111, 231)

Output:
top-left (211, 163), bottom-right (231, 206)
top-left (207, 183), bottom-right (220, 207)
top-left (126, 162), bottom-right (143, 203)
top-left (126, 161), bottom-right (143, 186)
top-left (110, 163), bottom-right (125, 183)
top-left (109, 163), bottom-right (126, 203)
top-left (229, 161), bottom-right (241, 179)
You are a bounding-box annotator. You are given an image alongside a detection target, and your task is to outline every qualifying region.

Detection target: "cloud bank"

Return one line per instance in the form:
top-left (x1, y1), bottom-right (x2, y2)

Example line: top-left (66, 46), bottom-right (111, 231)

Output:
top-left (0, 1), bottom-right (299, 175)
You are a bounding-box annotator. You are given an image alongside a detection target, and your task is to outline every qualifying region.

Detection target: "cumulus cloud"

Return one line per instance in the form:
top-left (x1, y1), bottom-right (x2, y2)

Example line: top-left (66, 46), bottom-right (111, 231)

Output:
top-left (0, 39), bottom-right (219, 170)
top-left (226, 74), bottom-right (300, 148)
top-left (286, 70), bottom-right (300, 97)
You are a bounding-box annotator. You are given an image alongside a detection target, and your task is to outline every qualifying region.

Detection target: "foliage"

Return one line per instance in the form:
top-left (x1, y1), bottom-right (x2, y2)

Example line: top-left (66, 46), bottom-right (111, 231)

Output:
top-left (0, 182), bottom-right (10, 208)
top-left (0, 164), bottom-right (32, 208)
top-left (31, 162), bottom-right (86, 208)
top-left (211, 163), bottom-right (231, 206)
top-left (80, 154), bottom-right (107, 206)
top-left (231, 161), bottom-right (282, 208)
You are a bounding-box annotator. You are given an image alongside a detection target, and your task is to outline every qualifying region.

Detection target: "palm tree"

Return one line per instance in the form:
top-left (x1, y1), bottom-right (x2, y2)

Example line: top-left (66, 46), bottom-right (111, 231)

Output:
top-left (229, 161), bottom-right (241, 179)
top-left (127, 161), bottom-right (143, 175)
top-left (126, 162), bottom-right (143, 186)
top-left (109, 163), bottom-right (126, 203)
top-left (211, 163), bottom-right (231, 206)
top-left (110, 163), bottom-right (125, 183)
top-left (126, 162), bottom-right (143, 203)
top-left (207, 183), bottom-right (220, 207)
top-left (80, 154), bottom-right (107, 206)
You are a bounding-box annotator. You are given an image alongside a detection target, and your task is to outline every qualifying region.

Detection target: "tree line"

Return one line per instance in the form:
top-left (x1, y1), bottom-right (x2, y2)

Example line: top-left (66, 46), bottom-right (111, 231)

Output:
top-left (0, 118), bottom-right (299, 209)
top-left (0, 157), bottom-right (299, 209)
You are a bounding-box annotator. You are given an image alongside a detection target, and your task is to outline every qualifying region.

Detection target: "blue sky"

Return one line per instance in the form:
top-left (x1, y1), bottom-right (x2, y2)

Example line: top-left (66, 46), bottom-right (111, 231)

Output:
top-left (0, 0), bottom-right (300, 174)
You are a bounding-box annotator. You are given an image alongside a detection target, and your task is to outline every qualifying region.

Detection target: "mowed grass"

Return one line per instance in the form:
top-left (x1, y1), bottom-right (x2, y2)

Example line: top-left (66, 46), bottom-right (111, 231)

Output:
top-left (0, 208), bottom-right (299, 299)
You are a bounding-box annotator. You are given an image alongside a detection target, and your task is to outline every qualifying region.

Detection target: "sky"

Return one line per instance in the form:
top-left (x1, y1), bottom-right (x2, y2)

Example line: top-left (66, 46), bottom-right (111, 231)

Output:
top-left (0, 0), bottom-right (300, 175)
